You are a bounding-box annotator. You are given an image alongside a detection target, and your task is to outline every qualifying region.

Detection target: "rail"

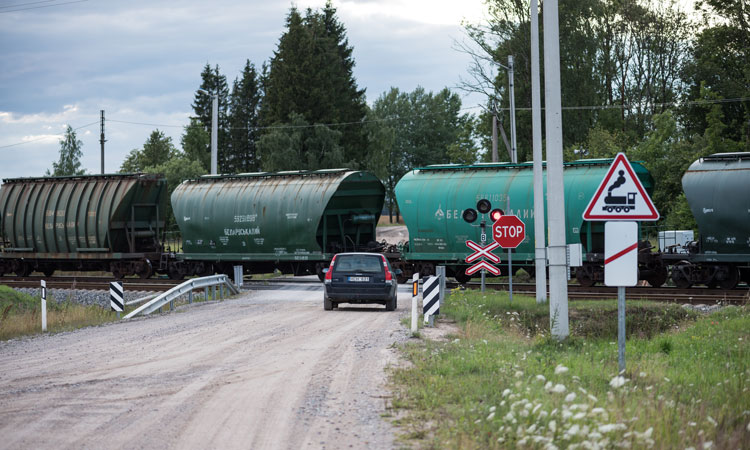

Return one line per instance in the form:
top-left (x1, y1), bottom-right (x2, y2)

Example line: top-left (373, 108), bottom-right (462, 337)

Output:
top-left (124, 274), bottom-right (239, 319)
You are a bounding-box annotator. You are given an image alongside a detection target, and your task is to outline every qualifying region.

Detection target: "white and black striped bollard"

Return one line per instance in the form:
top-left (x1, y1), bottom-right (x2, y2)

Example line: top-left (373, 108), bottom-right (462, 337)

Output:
top-left (110, 281), bottom-right (124, 319)
top-left (423, 275), bottom-right (439, 327)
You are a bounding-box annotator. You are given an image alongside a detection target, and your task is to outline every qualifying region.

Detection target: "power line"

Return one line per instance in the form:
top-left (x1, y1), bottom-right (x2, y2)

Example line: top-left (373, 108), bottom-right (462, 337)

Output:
top-left (492, 96), bottom-right (750, 112)
top-left (108, 116), bottom-right (399, 131)
top-left (0, 121), bottom-right (98, 149)
top-left (0, 0), bottom-right (87, 14)
top-left (0, 0), bottom-right (58, 10)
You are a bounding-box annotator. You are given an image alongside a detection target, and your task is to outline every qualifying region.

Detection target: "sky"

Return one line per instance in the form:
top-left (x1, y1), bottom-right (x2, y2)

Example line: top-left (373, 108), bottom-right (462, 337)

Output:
top-left (0, 0), bottom-right (488, 178)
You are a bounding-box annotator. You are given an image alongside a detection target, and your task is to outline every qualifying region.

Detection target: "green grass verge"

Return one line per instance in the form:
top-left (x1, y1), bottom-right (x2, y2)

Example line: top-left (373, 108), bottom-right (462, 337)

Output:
top-left (390, 290), bottom-right (750, 449)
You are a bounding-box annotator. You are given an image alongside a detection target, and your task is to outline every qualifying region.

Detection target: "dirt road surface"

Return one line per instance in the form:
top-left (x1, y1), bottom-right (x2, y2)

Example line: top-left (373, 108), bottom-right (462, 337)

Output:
top-left (0, 283), bottom-right (412, 449)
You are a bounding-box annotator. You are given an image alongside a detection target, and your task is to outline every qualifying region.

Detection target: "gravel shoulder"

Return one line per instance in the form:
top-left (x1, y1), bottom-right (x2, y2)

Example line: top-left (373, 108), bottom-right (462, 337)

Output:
top-left (0, 285), bottom-right (412, 449)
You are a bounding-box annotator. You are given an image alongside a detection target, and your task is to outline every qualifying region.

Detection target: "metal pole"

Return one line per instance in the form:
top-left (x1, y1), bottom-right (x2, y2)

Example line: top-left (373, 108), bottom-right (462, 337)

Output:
top-left (211, 95), bottom-right (218, 175)
top-left (41, 280), bottom-right (47, 332)
top-left (480, 224), bottom-right (487, 292)
top-left (618, 286), bottom-right (626, 372)
top-left (100, 110), bottom-right (106, 174)
top-left (411, 273), bottom-right (419, 333)
top-left (543, 0), bottom-right (569, 339)
top-left (492, 104), bottom-right (499, 163)
top-left (531, 0), bottom-right (547, 304)
top-left (481, 269), bottom-right (485, 292)
top-left (508, 55), bottom-right (517, 164)
top-left (507, 196), bottom-right (513, 302)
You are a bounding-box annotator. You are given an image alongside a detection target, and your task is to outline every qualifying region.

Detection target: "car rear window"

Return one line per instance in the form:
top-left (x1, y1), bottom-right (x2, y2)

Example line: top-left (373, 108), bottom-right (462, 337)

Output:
top-left (334, 255), bottom-right (383, 273)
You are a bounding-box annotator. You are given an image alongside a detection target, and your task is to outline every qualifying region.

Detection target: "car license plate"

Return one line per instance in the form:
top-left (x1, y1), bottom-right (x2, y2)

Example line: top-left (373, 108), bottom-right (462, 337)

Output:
top-left (348, 276), bottom-right (369, 282)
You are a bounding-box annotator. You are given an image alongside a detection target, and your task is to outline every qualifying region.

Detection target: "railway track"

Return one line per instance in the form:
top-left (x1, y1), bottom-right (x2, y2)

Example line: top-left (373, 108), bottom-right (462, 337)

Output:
top-left (2, 276), bottom-right (748, 305)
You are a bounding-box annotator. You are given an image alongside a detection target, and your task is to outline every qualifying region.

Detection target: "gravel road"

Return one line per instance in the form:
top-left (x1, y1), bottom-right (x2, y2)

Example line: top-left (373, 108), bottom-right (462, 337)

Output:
top-left (0, 283), bottom-right (412, 449)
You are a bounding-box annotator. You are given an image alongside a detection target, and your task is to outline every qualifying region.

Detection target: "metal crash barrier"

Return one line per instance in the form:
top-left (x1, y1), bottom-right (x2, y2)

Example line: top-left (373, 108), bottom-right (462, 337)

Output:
top-left (124, 275), bottom-right (240, 319)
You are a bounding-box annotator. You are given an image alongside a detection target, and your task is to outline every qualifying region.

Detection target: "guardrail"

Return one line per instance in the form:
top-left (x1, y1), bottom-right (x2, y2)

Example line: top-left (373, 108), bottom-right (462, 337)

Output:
top-left (123, 274), bottom-right (239, 319)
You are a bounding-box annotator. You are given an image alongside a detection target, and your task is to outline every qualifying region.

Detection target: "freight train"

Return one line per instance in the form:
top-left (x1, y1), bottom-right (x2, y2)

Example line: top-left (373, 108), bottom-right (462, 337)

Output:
top-left (1, 153), bottom-right (748, 290)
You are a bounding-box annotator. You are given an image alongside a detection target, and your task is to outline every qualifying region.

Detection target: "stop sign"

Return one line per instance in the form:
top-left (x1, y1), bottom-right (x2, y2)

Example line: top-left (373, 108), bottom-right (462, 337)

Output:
top-left (493, 215), bottom-right (525, 248)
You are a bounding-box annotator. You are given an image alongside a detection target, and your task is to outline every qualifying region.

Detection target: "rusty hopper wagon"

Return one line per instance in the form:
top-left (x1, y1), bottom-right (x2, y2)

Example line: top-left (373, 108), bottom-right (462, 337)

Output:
top-left (169, 169), bottom-right (385, 280)
top-left (0, 174), bottom-right (167, 278)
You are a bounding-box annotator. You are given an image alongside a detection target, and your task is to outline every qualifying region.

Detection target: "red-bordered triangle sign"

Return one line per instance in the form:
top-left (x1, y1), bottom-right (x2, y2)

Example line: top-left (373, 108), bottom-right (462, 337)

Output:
top-left (582, 152), bottom-right (659, 221)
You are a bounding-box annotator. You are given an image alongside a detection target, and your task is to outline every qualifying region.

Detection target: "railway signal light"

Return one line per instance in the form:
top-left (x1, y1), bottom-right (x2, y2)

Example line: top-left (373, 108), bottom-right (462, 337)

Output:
top-left (476, 199), bottom-right (492, 214)
top-left (462, 208), bottom-right (478, 223)
top-left (490, 208), bottom-right (503, 222)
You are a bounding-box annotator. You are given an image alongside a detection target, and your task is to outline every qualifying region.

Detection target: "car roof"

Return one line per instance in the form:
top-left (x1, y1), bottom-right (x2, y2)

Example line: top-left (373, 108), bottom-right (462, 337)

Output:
top-left (334, 252), bottom-right (383, 257)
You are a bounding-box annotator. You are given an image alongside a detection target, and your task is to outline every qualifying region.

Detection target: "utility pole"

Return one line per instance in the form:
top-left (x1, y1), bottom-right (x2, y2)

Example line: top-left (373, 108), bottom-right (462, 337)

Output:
top-left (197, 89), bottom-right (219, 175)
top-left (99, 110), bottom-right (106, 174)
top-left (508, 55), bottom-right (517, 164)
top-left (530, 0), bottom-right (547, 304)
top-left (491, 101), bottom-right (498, 163)
top-left (543, 0), bottom-right (569, 339)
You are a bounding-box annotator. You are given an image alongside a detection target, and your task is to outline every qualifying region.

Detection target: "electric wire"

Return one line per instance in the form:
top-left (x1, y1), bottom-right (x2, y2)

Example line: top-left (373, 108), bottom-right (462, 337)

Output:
top-left (0, 120), bottom-right (98, 149)
top-left (0, 0), bottom-right (87, 13)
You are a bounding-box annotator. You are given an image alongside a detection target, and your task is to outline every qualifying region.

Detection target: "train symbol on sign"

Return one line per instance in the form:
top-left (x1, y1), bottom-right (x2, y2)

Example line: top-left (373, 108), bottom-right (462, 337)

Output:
top-left (603, 170), bottom-right (637, 213)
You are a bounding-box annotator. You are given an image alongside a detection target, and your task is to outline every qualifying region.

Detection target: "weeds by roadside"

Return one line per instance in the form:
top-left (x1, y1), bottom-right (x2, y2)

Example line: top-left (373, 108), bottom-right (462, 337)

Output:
top-left (389, 290), bottom-right (749, 449)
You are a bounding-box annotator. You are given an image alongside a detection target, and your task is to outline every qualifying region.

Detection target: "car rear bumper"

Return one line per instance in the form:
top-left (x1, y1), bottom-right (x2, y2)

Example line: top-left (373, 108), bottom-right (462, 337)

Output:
top-left (324, 286), bottom-right (395, 302)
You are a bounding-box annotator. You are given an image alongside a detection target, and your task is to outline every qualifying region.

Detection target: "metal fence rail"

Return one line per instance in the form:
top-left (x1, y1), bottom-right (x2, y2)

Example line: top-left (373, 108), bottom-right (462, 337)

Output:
top-left (124, 275), bottom-right (239, 319)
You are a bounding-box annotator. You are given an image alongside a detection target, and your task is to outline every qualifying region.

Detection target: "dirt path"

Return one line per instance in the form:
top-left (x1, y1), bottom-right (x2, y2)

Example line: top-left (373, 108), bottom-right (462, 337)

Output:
top-left (0, 285), bottom-right (411, 449)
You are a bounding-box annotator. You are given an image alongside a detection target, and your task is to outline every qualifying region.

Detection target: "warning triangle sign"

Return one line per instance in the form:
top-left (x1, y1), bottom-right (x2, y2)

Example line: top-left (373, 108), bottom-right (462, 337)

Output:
top-left (582, 153), bottom-right (659, 221)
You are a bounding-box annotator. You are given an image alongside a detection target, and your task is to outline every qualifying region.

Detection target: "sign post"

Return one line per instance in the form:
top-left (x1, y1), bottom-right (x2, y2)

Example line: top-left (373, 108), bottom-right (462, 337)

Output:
top-left (583, 153), bottom-right (659, 373)
top-left (492, 214), bottom-right (526, 302)
top-left (40, 280), bottom-right (47, 332)
top-left (110, 281), bottom-right (124, 319)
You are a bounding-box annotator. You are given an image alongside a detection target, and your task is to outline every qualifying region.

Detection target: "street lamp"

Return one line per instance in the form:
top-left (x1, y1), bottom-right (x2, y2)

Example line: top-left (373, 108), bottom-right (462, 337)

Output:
top-left (197, 88), bottom-right (218, 175)
top-left (493, 55), bottom-right (517, 164)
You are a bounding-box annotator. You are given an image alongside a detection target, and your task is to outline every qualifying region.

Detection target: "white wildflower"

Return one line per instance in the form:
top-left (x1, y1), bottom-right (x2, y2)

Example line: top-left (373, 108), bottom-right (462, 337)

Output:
top-left (664, 377), bottom-right (670, 382)
top-left (552, 384), bottom-right (567, 393)
top-left (487, 412), bottom-right (495, 420)
top-left (532, 403), bottom-right (542, 414)
top-left (746, 422), bottom-right (750, 432)
top-left (565, 393), bottom-right (577, 402)
top-left (703, 441), bottom-right (713, 449)
top-left (688, 422), bottom-right (697, 427)
top-left (515, 370), bottom-right (524, 377)
top-left (536, 374), bottom-right (547, 382)
top-left (707, 416), bottom-right (717, 427)
top-left (599, 424), bottom-right (626, 433)
top-left (538, 410), bottom-right (549, 419)
top-left (589, 431), bottom-right (603, 440)
top-left (545, 444), bottom-right (559, 450)
top-left (490, 406), bottom-right (496, 412)
top-left (568, 424), bottom-right (581, 436)
top-left (452, 338), bottom-right (460, 344)
top-left (527, 424), bottom-right (537, 434)
top-left (545, 381), bottom-right (553, 390)
top-left (562, 410), bottom-right (573, 420)
top-left (555, 365), bottom-right (569, 375)
top-left (504, 412), bottom-right (515, 422)
top-left (549, 420), bottom-right (557, 433)
top-left (573, 412), bottom-right (586, 420)
top-left (609, 376), bottom-right (627, 388)
top-left (474, 419), bottom-right (482, 424)
top-left (500, 400), bottom-right (506, 407)
top-left (578, 387), bottom-right (588, 394)
top-left (588, 394), bottom-right (598, 402)
top-left (521, 409), bottom-right (530, 418)
top-left (497, 437), bottom-right (505, 443)
top-left (502, 388), bottom-right (512, 397)
top-left (685, 447), bottom-right (695, 450)
top-left (639, 371), bottom-right (647, 378)
top-left (518, 437), bottom-right (529, 446)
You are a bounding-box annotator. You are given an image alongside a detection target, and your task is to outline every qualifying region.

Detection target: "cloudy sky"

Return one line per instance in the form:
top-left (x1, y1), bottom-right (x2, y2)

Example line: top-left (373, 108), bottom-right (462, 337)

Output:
top-left (0, 0), bottom-right (489, 178)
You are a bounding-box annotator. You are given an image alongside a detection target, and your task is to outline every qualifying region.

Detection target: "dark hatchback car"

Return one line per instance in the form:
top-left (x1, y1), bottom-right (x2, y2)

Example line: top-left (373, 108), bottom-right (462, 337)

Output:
top-left (323, 252), bottom-right (398, 311)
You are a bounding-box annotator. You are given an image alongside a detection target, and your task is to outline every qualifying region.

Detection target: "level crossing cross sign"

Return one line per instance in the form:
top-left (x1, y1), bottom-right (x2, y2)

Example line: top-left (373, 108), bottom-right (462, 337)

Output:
top-left (582, 152), bottom-right (659, 221)
top-left (464, 240), bottom-right (501, 276)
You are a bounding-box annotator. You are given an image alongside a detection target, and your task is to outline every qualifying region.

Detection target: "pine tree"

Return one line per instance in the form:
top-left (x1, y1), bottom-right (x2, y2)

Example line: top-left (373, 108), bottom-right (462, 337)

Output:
top-left (47, 125), bottom-right (85, 176)
top-left (260, 2), bottom-right (367, 168)
top-left (228, 60), bottom-right (262, 173)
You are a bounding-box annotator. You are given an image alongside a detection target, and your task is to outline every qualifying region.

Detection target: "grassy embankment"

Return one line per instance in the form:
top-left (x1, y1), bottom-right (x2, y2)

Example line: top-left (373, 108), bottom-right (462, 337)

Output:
top-left (390, 290), bottom-right (749, 449)
top-left (0, 284), bottom-right (234, 341)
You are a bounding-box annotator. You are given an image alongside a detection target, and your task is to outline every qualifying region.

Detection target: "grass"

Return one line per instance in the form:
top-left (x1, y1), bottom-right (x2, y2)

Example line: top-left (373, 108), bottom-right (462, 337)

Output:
top-left (0, 284), bottom-right (230, 341)
top-left (0, 285), bottom-right (116, 340)
top-left (389, 289), bottom-right (750, 449)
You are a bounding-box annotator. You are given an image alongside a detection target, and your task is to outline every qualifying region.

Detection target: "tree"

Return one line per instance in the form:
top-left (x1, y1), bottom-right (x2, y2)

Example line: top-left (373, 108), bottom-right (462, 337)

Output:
top-left (142, 156), bottom-right (206, 230)
top-left (120, 130), bottom-right (176, 173)
top-left (256, 113), bottom-right (350, 172)
top-left (228, 60), bottom-right (262, 173)
top-left (180, 118), bottom-right (210, 171)
top-left (260, 2), bottom-right (368, 166)
top-left (367, 87), bottom-right (476, 220)
top-left (191, 64), bottom-right (230, 172)
top-left (47, 125), bottom-right (85, 176)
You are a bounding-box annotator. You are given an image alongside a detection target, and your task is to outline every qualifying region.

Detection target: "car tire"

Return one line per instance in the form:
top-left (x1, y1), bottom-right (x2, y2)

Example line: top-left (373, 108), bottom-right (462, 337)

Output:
top-left (385, 296), bottom-right (396, 311)
top-left (324, 295), bottom-right (333, 311)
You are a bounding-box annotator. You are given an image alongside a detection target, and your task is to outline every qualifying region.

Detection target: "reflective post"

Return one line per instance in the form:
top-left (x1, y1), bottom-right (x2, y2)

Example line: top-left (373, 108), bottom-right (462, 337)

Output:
top-left (411, 273), bottom-right (419, 334)
top-left (618, 286), bottom-right (626, 372)
top-left (40, 280), bottom-right (47, 332)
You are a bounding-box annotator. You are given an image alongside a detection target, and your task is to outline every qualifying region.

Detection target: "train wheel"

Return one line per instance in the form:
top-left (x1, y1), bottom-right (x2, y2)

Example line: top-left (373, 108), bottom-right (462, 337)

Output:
top-left (671, 262), bottom-right (692, 289)
top-left (168, 265), bottom-right (184, 281)
top-left (718, 266), bottom-right (739, 290)
top-left (575, 266), bottom-right (595, 287)
top-left (137, 260), bottom-right (153, 279)
top-left (15, 263), bottom-right (32, 278)
top-left (645, 266), bottom-right (668, 288)
top-left (454, 272), bottom-right (471, 284)
top-left (111, 267), bottom-right (124, 280)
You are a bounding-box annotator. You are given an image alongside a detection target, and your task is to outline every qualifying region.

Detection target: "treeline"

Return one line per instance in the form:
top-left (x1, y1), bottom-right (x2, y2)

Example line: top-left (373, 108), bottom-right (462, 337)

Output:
top-left (465, 0), bottom-right (749, 226)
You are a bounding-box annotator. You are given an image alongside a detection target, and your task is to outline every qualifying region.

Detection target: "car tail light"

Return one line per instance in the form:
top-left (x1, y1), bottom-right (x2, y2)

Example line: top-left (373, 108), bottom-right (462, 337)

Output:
top-left (382, 255), bottom-right (393, 282)
top-left (324, 256), bottom-right (336, 283)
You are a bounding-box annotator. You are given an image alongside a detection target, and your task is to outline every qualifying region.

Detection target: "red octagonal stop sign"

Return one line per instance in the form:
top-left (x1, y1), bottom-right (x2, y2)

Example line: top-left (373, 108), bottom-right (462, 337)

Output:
top-left (493, 215), bottom-right (525, 248)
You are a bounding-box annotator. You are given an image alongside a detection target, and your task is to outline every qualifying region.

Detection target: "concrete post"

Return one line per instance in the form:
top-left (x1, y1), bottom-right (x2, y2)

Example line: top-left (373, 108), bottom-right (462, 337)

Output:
top-left (531, 0), bottom-right (547, 304)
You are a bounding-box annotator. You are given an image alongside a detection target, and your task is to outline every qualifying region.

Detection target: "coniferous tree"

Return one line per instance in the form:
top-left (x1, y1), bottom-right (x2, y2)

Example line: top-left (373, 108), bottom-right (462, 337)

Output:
top-left (47, 125), bottom-right (86, 176)
top-left (228, 60), bottom-right (262, 172)
top-left (260, 2), bottom-right (367, 168)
